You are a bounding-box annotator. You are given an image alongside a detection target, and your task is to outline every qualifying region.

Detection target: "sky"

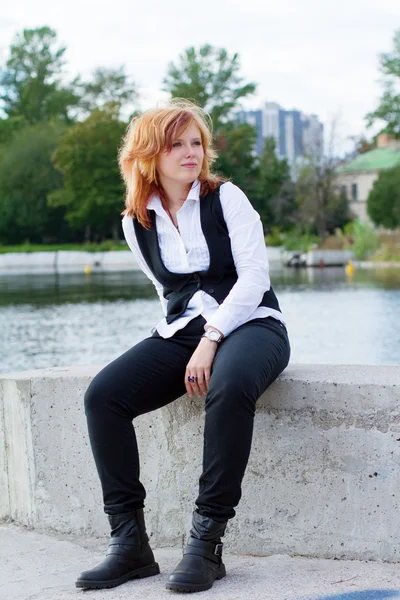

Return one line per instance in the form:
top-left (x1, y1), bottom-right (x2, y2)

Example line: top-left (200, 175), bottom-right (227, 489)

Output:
top-left (1, 0), bottom-right (399, 155)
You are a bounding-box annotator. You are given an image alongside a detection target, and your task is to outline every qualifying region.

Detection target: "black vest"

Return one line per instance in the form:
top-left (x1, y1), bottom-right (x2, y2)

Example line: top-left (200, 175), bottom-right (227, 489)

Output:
top-left (133, 186), bottom-right (281, 324)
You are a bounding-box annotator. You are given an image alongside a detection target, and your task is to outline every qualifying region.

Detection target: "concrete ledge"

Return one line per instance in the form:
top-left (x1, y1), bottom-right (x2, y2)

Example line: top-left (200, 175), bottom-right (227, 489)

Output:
top-left (1, 364), bottom-right (400, 561)
top-left (0, 248), bottom-right (284, 275)
top-left (0, 251), bottom-right (139, 275)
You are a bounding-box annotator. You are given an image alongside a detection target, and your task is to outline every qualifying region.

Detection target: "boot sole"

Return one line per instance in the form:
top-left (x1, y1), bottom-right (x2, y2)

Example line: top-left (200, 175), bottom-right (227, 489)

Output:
top-left (165, 564), bottom-right (226, 593)
top-left (75, 562), bottom-right (160, 589)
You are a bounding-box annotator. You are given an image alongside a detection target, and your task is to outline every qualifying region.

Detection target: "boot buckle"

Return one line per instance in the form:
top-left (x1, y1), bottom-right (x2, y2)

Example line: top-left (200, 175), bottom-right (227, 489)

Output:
top-left (214, 543), bottom-right (223, 556)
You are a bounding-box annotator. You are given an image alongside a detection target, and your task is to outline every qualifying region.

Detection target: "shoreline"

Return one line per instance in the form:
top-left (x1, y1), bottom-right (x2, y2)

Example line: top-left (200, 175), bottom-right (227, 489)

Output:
top-left (0, 248), bottom-right (399, 275)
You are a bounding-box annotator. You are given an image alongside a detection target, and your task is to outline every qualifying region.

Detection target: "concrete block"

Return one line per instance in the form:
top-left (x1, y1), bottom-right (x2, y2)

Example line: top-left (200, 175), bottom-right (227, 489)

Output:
top-left (0, 251), bottom-right (142, 275)
top-left (1, 364), bottom-right (400, 561)
top-left (306, 250), bottom-right (354, 266)
top-left (0, 252), bottom-right (56, 274)
top-left (1, 378), bottom-right (36, 523)
top-left (100, 251), bottom-right (139, 271)
top-left (55, 251), bottom-right (104, 273)
top-left (0, 381), bottom-right (10, 519)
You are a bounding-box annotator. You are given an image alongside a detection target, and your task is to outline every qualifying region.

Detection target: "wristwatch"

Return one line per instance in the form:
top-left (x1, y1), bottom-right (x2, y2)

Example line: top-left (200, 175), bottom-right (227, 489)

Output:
top-left (202, 329), bottom-right (223, 343)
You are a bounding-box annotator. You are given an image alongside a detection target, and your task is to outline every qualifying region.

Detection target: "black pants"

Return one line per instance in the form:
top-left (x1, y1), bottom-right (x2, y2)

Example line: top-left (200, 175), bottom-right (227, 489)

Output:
top-left (84, 316), bottom-right (290, 522)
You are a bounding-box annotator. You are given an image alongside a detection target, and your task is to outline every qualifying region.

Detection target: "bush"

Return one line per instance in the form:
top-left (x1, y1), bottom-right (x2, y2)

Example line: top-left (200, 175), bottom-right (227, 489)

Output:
top-left (367, 165), bottom-right (400, 229)
top-left (343, 221), bottom-right (379, 260)
top-left (282, 230), bottom-right (320, 252)
top-left (371, 245), bottom-right (400, 261)
top-left (264, 227), bottom-right (283, 247)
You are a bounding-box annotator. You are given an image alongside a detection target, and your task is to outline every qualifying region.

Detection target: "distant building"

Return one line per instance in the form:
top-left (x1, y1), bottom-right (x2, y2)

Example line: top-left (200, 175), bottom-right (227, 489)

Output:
top-left (238, 101), bottom-right (324, 162)
top-left (336, 134), bottom-right (400, 223)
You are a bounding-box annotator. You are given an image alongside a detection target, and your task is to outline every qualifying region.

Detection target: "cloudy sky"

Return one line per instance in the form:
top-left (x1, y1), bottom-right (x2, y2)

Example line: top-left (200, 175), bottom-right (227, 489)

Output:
top-left (1, 0), bottom-right (399, 154)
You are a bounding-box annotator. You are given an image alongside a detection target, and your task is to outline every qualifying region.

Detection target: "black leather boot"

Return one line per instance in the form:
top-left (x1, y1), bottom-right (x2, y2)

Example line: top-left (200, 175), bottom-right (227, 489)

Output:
top-left (166, 510), bottom-right (227, 593)
top-left (75, 508), bottom-right (160, 589)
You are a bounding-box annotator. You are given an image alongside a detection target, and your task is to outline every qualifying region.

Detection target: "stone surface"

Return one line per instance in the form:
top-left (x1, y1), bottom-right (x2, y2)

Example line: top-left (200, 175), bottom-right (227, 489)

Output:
top-left (1, 524), bottom-right (400, 600)
top-left (1, 364), bottom-right (400, 560)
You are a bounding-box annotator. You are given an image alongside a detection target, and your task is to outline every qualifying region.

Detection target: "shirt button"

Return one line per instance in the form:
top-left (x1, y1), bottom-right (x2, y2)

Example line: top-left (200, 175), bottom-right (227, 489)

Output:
top-left (208, 288), bottom-right (214, 294)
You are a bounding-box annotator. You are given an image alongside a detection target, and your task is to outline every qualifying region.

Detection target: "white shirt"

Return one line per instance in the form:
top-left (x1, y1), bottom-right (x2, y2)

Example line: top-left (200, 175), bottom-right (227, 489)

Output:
top-left (122, 180), bottom-right (285, 338)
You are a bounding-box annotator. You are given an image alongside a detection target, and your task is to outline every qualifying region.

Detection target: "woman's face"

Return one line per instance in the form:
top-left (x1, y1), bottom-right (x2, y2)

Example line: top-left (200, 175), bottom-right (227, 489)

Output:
top-left (156, 123), bottom-right (204, 188)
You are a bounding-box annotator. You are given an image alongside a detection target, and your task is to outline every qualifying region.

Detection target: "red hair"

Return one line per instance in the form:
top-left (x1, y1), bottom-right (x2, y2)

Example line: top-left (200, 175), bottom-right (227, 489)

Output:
top-left (119, 99), bottom-right (223, 228)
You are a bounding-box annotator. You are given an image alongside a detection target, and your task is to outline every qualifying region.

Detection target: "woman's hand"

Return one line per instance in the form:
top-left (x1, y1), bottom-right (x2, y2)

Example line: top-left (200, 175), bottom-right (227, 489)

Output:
top-left (185, 337), bottom-right (218, 398)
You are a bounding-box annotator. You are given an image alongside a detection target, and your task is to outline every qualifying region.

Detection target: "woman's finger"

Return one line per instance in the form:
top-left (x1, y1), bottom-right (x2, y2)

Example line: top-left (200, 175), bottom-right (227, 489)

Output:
top-left (204, 368), bottom-right (211, 392)
top-left (190, 373), bottom-right (203, 398)
top-left (197, 371), bottom-right (208, 396)
top-left (186, 371), bottom-right (202, 398)
top-left (185, 369), bottom-right (193, 397)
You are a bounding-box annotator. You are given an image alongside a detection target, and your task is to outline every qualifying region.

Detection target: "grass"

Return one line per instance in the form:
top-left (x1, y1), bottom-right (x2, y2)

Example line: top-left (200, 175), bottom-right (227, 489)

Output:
top-left (0, 241), bottom-right (128, 254)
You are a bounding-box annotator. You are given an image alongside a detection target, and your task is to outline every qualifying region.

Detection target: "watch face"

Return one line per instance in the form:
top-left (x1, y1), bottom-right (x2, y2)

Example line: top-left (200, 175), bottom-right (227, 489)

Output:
top-left (208, 330), bottom-right (220, 341)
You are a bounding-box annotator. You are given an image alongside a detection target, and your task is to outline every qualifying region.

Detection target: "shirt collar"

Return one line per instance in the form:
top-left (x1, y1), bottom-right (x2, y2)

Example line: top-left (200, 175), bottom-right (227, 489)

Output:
top-left (147, 179), bottom-right (201, 214)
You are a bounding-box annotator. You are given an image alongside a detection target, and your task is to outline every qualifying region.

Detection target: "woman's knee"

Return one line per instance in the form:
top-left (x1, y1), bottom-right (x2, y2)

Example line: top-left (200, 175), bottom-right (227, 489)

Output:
top-left (83, 370), bottom-right (119, 418)
top-left (207, 376), bottom-right (257, 413)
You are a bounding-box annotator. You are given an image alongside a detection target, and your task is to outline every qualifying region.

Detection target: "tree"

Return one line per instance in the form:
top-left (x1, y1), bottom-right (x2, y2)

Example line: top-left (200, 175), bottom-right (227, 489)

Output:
top-left (295, 154), bottom-right (353, 238)
top-left (294, 116), bottom-right (353, 238)
top-left (0, 26), bottom-right (79, 124)
top-left (251, 137), bottom-right (295, 229)
top-left (78, 66), bottom-right (138, 117)
top-left (366, 28), bottom-right (400, 135)
top-left (163, 44), bottom-right (256, 132)
top-left (50, 105), bottom-right (126, 241)
top-left (0, 116), bottom-right (26, 145)
top-left (367, 165), bottom-right (400, 229)
top-left (213, 121), bottom-right (258, 194)
top-left (349, 135), bottom-right (375, 156)
top-left (0, 121), bottom-right (68, 244)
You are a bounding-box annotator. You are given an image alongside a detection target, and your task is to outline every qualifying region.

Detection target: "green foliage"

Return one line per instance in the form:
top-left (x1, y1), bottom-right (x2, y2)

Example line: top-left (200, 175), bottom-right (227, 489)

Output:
top-left (0, 26), bottom-right (80, 124)
top-left (264, 227), bottom-right (283, 247)
top-left (0, 116), bottom-right (26, 144)
top-left (214, 121), bottom-right (257, 192)
top-left (282, 230), bottom-right (320, 252)
top-left (295, 156), bottom-right (353, 238)
top-left (367, 165), bottom-right (400, 228)
top-left (77, 66), bottom-right (138, 116)
top-left (50, 105), bottom-right (126, 240)
top-left (343, 221), bottom-right (379, 260)
top-left (252, 137), bottom-right (296, 229)
top-left (325, 191), bottom-right (354, 232)
top-left (0, 121), bottom-right (69, 244)
top-left (163, 44), bottom-right (256, 132)
top-left (366, 28), bottom-right (400, 134)
top-left (371, 244), bottom-right (400, 262)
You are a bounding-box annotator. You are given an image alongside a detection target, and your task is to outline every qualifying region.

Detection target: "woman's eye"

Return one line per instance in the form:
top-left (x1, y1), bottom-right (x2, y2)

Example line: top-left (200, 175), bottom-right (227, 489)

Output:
top-left (193, 141), bottom-right (202, 146)
top-left (172, 142), bottom-right (181, 147)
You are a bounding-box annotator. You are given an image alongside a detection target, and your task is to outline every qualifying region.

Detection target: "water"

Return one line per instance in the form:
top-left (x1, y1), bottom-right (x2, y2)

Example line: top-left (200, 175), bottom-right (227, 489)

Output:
top-left (1, 267), bottom-right (400, 374)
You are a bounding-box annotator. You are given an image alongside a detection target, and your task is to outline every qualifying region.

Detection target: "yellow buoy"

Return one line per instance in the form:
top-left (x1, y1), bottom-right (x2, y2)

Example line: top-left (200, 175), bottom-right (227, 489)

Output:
top-left (345, 259), bottom-right (355, 277)
top-left (84, 265), bottom-right (92, 275)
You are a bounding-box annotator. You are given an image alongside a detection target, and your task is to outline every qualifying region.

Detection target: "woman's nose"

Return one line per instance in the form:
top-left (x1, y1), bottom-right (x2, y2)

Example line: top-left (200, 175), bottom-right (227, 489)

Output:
top-left (184, 144), bottom-right (195, 156)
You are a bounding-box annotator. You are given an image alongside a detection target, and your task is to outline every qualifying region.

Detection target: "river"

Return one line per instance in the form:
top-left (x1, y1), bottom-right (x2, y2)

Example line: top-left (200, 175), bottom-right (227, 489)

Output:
top-left (1, 266), bottom-right (400, 374)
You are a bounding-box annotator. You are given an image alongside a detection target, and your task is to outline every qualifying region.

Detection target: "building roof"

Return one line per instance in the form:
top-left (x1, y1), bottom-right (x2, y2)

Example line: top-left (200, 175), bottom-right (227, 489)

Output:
top-left (337, 147), bottom-right (400, 173)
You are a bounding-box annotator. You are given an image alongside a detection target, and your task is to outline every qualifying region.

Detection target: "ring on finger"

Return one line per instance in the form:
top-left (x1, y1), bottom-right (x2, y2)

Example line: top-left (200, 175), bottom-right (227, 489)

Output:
top-left (187, 375), bottom-right (197, 383)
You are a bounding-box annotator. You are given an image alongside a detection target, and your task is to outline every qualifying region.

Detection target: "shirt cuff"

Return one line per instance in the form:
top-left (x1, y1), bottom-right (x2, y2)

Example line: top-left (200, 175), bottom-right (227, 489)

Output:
top-left (205, 309), bottom-right (240, 338)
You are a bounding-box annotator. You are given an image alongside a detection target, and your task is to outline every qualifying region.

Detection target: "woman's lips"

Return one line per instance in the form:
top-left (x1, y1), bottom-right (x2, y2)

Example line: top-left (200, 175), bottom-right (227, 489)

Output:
top-left (181, 163), bottom-right (197, 167)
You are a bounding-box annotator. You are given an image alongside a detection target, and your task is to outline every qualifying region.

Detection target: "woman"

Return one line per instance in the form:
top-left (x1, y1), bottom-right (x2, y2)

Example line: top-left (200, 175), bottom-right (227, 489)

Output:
top-left (76, 100), bottom-right (290, 593)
